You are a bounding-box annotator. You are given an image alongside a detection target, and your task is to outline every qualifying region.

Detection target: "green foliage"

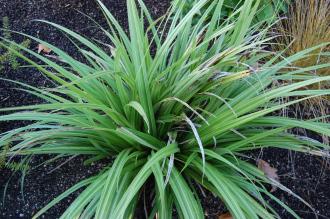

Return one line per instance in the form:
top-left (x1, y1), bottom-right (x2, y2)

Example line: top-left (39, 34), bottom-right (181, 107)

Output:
top-left (177, 0), bottom-right (288, 24)
top-left (0, 16), bottom-right (31, 71)
top-left (0, 143), bottom-right (8, 168)
top-left (0, 0), bottom-right (329, 218)
top-left (0, 143), bottom-right (29, 171)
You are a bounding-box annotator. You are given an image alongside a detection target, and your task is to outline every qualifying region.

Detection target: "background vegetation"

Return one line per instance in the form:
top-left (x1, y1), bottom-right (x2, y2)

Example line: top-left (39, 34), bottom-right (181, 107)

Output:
top-left (0, 16), bottom-right (30, 71)
top-left (274, 0), bottom-right (329, 143)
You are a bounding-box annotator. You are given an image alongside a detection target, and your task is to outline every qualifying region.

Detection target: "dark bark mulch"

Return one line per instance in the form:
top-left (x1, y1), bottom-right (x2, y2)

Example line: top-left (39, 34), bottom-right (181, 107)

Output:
top-left (0, 1), bottom-right (329, 218)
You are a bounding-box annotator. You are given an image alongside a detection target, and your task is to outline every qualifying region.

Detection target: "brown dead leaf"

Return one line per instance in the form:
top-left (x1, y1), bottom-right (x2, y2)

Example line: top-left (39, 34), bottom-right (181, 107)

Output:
top-left (257, 159), bottom-right (279, 192)
top-left (37, 44), bottom-right (52, 54)
top-left (218, 212), bottom-right (232, 219)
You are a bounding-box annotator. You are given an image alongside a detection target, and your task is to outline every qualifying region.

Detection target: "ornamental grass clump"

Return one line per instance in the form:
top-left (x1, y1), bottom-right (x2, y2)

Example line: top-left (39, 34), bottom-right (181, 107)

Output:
top-left (276, 0), bottom-right (330, 78)
top-left (0, 0), bottom-right (330, 218)
top-left (274, 0), bottom-right (330, 142)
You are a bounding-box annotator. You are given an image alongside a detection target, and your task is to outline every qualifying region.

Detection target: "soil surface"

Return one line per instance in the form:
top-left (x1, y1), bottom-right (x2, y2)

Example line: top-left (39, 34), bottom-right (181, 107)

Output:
top-left (0, 0), bottom-right (329, 219)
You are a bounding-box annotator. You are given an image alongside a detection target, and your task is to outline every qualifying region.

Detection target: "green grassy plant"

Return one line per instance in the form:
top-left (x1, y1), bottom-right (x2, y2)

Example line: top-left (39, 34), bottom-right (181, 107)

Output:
top-left (0, 16), bottom-right (30, 71)
top-left (176, 0), bottom-right (288, 25)
top-left (0, 143), bottom-right (29, 172)
top-left (0, 0), bottom-right (329, 218)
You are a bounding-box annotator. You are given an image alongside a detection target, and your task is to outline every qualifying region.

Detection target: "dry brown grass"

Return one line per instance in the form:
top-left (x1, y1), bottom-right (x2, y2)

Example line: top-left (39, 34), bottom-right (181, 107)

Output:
top-left (274, 0), bottom-right (330, 143)
top-left (276, 0), bottom-right (330, 81)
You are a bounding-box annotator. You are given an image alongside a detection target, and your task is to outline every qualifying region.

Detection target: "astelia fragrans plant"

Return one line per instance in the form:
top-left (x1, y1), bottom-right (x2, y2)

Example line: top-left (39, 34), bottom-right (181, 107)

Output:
top-left (0, 0), bottom-right (330, 218)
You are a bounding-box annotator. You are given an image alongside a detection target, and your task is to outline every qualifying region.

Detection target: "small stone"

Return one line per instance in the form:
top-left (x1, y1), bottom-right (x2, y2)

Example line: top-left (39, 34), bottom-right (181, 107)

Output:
top-left (19, 213), bottom-right (24, 217)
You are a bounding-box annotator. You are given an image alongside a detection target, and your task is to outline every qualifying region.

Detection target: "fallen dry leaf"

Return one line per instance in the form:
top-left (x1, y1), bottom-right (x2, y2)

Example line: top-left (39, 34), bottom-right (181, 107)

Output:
top-left (218, 212), bottom-right (232, 219)
top-left (257, 159), bottom-right (279, 192)
top-left (37, 44), bottom-right (52, 54)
